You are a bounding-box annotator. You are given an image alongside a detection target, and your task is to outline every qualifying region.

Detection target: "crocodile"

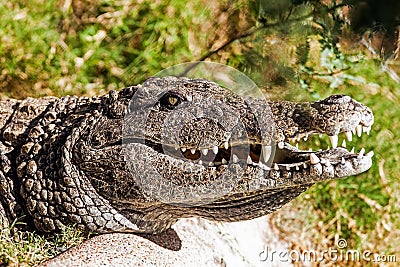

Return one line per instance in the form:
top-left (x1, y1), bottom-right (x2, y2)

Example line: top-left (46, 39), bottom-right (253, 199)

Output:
top-left (0, 76), bottom-right (374, 234)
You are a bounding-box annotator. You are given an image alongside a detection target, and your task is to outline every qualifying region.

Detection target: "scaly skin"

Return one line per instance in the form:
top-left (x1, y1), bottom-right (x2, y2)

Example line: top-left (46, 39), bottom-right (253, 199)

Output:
top-left (0, 76), bottom-right (373, 233)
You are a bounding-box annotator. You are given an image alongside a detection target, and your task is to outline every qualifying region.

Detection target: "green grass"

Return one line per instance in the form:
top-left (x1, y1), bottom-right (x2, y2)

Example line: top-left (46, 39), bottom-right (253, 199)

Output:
top-left (0, 0), bottom-right (399, 266)
top-left (0, 0), bottom-right (211, 98)
top-left (0, 222), bottom-right (87, 266)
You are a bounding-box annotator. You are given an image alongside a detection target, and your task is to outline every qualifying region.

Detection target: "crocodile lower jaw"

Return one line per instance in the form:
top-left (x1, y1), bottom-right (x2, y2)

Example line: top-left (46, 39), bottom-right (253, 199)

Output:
top-left (145, 126), bottom-right (373, 176)
top-left (143, 140), bottom-right (373, 181)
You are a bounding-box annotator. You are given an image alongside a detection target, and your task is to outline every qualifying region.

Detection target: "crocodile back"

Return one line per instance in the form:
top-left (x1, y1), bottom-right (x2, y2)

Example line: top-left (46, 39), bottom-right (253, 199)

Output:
top-left (0, 97), bottom-right (57, 149)
top-left (0, 99), bottom-right (19, 131)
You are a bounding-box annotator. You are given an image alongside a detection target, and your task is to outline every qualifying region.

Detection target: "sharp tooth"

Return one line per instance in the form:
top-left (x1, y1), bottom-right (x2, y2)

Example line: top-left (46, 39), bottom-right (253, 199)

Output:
top-left (296, 134), bottom-right (301, 142)
top-left (303, 133), bottom-right (309, 141)
top-left (341, 157), bottom-right (345, 164)
top-left (198, 160), bottom-right (203, 165)
top-left (260, 163), bottom-right (271, 171)
top-left (252, 162), bottom-right (259, 166)
top-left (350, 147), bottom-right (355, 153)
top-left (222, 158), bottom-right (228, 164)
top-left (295, 143), bottom-right (299, 149)
top-left (358, 148), bottom-right (365, 158)
top-left (274, 163), bottom-right (279, 170)
top-left (303, 163), bottom-right (308, 169)
top-left (262, 145), bottom-right (272, 163)
top-left (278, 142), bottom-right (284, 149)
top-left (362, 126), bottom-right (369, 133)
top-left (232, 154), bottom-right (239, 163)
top-left (261, 145), bottom-right (272, 155)
top-left (258, 162), bottom-right (264, 169)
top-left (366, 126), bottom-right (371, 135)
top-left (310, 153), bottom-right (320, 164)
top-left (202, 148), bottom-right (209, 156)
top-left (356, 125), bottom-right (362, 137)
top-left (190, 148), bottom-right (196, 154)
top-left (212, 146), bottom-right (218, 154)
top-left (351, 127), bottom-right (356, 135)
top-left (286, 165), bottom-right (290, 170)
top-left (247, 155), bottom-right (253, 164)
top-left (366, 150), bottom-right (374, 157)
top-left (345, 131), bottom-right (353, 141)
top-left (208, 162), bottom-right (214, 166)
top-left (295, 165), bottom-right (299, 170)
top-left (181, 147), bottom-right (187, 152)
top-left (341, 140), bottom-right (346, 148)
top-left (174, 145), bottom-right (179, 150)
top-left (329, 135), bottom-right (338, 149)
top-left (223, 141), bottom-right (229, 150)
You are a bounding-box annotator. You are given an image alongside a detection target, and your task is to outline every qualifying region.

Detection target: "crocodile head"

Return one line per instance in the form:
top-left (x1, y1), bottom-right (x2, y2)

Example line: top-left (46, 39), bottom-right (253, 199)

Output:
top-left (66, 76), bottom-right (372, 233)
top-left (18, 76), bottom-right (374, 233)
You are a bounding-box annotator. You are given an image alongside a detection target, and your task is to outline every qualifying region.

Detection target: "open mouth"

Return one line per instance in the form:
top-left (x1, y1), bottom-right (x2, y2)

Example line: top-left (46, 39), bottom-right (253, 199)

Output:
top-left (145, 121), bottom-right (373, 172)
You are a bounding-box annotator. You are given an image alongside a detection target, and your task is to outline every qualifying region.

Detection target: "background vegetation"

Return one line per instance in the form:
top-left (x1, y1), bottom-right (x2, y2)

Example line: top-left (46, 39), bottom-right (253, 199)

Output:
top-left (0, 0), bottom-right (399, 265)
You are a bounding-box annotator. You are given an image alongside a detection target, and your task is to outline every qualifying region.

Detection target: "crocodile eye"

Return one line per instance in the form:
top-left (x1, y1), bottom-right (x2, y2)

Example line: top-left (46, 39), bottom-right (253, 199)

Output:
top-left (159, 92), bottom-right (183, 110)
top-left (167, 96), bottom-right (179, 106)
